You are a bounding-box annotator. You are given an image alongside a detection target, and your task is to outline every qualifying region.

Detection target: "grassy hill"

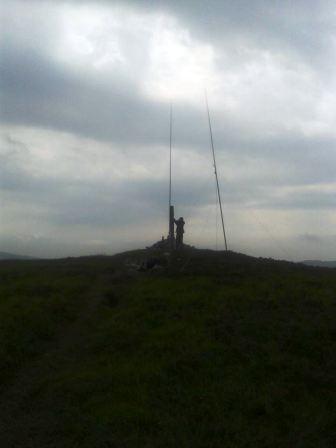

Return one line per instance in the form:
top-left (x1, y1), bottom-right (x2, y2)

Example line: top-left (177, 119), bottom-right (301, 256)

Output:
top-left (0, 249), bottom-right (335, 447)
top-left (302, 259), bottom-right (336, 268)
top-left (0, 251), bottom-right (37, 260)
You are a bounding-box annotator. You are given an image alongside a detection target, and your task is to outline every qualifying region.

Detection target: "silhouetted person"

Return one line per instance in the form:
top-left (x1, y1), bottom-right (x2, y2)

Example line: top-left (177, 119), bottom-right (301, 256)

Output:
top-left (174, 217), bottom-right (185, 249)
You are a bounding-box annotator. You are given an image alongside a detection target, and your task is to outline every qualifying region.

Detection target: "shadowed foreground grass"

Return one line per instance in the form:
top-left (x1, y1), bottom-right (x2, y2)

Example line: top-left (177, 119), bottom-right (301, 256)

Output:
top-left (0, 251), bottom-right (336, 447)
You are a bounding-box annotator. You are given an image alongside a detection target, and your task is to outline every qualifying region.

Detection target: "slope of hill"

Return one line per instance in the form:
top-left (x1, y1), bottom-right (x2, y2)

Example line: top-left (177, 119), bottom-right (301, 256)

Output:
top-left (0, 251), bottom-right (37, 260)
top-left (0, 249), bottom-right (335, 447)
top-left (302, 259), bottom-right (336, 268)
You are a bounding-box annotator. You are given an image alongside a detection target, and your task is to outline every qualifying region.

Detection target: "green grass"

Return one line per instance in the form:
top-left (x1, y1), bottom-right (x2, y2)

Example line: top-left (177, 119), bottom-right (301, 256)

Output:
top-left (0, 251), bottom-right (336, 447)
top-left (0, 261), bottom-right (93, 386)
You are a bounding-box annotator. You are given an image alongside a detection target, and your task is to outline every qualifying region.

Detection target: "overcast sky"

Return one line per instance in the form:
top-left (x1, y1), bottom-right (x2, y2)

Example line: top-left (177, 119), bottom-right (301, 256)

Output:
top-left (1, 0), bottom-right (336, 260)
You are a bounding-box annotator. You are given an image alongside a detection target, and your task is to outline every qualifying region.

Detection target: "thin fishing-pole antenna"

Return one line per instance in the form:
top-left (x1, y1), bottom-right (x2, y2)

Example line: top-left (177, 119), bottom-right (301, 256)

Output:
top-left (205, 90), bottom-right (228, 251)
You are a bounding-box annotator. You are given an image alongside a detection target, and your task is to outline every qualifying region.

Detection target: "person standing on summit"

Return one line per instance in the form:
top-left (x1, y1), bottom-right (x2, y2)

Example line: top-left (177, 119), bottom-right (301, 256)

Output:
top-left (174, 217), bottom-right (185, 249)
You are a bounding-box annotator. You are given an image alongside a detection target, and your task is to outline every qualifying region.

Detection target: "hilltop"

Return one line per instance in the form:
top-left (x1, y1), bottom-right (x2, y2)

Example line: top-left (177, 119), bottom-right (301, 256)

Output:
top-left (0, 248), bottom-right (335, 447)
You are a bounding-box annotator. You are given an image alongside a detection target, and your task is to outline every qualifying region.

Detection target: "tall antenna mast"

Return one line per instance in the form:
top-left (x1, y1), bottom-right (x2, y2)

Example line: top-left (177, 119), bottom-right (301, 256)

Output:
top-left (169, 103), bottom-right (172, 209)
top-left (168, 103), bottom-right (175, 249)
top-left (205, 91), bottom-right (228, 251)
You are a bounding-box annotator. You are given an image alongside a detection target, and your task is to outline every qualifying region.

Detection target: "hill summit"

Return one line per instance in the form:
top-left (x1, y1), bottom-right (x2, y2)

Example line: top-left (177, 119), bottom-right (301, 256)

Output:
top-left (0, 248), bottom-right (335, 447)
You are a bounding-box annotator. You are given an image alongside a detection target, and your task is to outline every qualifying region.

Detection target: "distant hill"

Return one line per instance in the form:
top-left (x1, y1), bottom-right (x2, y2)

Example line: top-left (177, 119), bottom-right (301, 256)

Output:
top-left (301, 260), bottom-right (336, 268)
top-left (0, 251), bottom-right (37, 260)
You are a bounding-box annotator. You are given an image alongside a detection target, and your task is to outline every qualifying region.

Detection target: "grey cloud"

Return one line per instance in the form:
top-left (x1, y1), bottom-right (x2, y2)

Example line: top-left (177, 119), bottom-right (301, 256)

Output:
top-left (260, 190), bottom-right (336, 211)
top-left (1, 42), bottom-right (211, 148)
top-left (3, 134), bottom-right (335, 237)
top-left (117, 0), bottom-right (336, 73)
top-left (3, 41), bottom-right (336, 190)
top-left (2, 0), bottom-right (336, 259)
top-left (298, 233), bottom-right (326, 244)
top-left (2, 5), bottom-right (336, 175)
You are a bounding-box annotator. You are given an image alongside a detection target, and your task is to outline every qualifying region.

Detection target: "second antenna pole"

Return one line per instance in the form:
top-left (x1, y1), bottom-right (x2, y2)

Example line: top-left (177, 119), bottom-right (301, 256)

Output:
top-left (205, 91), bottom-right (228, 251)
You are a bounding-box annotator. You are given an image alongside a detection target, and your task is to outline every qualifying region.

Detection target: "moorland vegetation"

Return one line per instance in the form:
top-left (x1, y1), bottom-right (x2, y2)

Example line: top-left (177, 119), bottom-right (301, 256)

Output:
top-left (0, 249), bottom-right (335, 447)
